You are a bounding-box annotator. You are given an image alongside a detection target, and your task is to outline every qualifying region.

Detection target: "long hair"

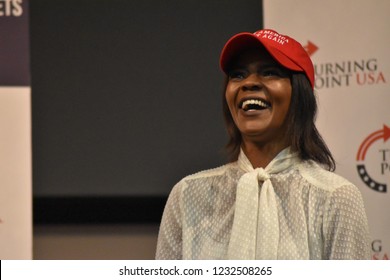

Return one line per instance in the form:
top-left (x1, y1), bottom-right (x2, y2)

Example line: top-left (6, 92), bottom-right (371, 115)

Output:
top-left (222, 72), bottom-right (336, 171)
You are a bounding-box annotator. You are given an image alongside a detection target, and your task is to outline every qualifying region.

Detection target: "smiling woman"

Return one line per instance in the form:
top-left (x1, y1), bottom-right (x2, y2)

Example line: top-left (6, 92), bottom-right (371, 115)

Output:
top-left (155, 29), bottom-right (371, 260)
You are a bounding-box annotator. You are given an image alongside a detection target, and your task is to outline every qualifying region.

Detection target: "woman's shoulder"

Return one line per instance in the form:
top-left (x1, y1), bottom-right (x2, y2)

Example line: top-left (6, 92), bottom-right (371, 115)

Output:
top-left (170, 161), bottom-right (239, 193)
top-left (170, 163), bottom-right (240, 199)
top-left (297, 160), bottom-right (356, 193)
top-left (182, 161), bottom-right (237, 181)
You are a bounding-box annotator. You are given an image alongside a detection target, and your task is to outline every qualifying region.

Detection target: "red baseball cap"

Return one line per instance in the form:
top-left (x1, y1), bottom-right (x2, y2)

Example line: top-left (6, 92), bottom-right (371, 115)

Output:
top-left (220, 29), bottom-right (315, 88)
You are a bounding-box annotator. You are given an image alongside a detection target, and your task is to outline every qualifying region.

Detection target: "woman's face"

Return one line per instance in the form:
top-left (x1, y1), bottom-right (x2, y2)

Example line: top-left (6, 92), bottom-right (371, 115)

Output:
top-left (225, 47), bottom-right (292, 146)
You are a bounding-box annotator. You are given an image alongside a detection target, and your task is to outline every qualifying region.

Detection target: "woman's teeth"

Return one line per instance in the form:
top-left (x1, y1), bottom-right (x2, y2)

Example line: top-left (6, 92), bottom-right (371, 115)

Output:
top-left (241, 99), bottom-right (270, 111)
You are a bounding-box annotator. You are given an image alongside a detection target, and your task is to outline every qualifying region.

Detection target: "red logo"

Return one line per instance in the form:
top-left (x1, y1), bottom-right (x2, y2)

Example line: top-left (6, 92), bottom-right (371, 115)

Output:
top-left (356, 125), bottom-right (390, 192)
top-left (303, 41), bottom-right (318, 56)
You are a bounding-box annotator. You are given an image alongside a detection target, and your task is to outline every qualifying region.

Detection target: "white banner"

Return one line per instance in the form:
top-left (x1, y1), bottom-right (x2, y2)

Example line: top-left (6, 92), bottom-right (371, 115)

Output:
top-left (264, 0), bottom-right (390, 260)
top-left (0, 0), bottom-right (32, 259)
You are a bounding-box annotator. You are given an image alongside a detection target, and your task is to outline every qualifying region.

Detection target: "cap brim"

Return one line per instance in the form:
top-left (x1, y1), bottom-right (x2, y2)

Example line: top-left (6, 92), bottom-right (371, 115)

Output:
top-left (220, 33), bottom-right (260, 72)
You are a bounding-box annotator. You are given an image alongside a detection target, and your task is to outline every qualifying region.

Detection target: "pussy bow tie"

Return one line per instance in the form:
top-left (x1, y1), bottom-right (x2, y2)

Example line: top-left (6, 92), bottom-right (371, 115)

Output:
top-left (227, 148), bottom-right (299, 259)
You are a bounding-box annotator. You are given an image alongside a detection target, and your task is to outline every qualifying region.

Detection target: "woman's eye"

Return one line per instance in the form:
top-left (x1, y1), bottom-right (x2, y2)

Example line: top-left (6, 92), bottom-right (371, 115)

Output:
top-left (228, 71), bottom-right (245, 80)
top-left (263, 69), bottom-right (280, 77)
top-left (262, 67), bottom-right (289, 78)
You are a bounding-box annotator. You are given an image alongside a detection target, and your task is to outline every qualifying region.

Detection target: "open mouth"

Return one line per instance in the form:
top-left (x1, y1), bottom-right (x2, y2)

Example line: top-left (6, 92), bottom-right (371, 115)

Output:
top-left (239, 98), bottom-right (271, 111)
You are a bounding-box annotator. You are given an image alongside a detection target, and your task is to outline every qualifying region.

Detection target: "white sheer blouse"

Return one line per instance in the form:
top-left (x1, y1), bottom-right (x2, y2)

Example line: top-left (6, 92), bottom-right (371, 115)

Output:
top-left (156, 148), bottom-right (371, 259)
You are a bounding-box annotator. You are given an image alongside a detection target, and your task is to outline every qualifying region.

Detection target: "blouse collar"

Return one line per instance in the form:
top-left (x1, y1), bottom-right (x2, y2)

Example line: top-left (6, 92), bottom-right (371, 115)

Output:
top-left (237, 146), bottom-right (300, 174)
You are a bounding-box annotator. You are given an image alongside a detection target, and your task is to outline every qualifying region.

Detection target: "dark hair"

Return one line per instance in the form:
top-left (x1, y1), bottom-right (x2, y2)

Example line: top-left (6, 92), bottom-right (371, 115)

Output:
top-left (222, 72), bottom-right (336, 171)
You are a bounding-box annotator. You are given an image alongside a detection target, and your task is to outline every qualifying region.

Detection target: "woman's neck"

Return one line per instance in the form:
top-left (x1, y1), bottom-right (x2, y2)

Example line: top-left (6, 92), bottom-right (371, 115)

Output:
top-left (241, 140), bottom-right (289, 168)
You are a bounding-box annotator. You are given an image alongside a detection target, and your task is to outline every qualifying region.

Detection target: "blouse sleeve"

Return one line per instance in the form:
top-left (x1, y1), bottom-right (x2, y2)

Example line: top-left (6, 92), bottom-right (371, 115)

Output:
top-left (155, 182), bottom-right (183, 260)
top-left (322, 184), bottom-right (371, 259)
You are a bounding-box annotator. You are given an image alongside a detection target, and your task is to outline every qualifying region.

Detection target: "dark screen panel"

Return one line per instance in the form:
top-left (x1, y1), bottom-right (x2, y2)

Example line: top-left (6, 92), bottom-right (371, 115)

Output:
top-left (30, 0), bottom-right (263, 223)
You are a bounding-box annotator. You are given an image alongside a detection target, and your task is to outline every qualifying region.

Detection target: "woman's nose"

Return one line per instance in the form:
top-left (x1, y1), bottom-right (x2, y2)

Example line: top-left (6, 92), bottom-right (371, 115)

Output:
top-left (241, 74), bottom-right (262, 91)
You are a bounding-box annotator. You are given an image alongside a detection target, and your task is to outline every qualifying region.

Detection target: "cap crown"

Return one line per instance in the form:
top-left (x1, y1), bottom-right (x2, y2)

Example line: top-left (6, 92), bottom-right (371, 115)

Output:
top-left (220, 29), bottom-right (315, 88)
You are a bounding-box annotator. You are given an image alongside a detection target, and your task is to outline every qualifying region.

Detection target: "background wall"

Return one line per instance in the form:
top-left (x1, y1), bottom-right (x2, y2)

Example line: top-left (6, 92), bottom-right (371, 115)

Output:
top-left (34, 225), bottom-right (159, 259)
top-left (31, 0), bottom-right (263, 259)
